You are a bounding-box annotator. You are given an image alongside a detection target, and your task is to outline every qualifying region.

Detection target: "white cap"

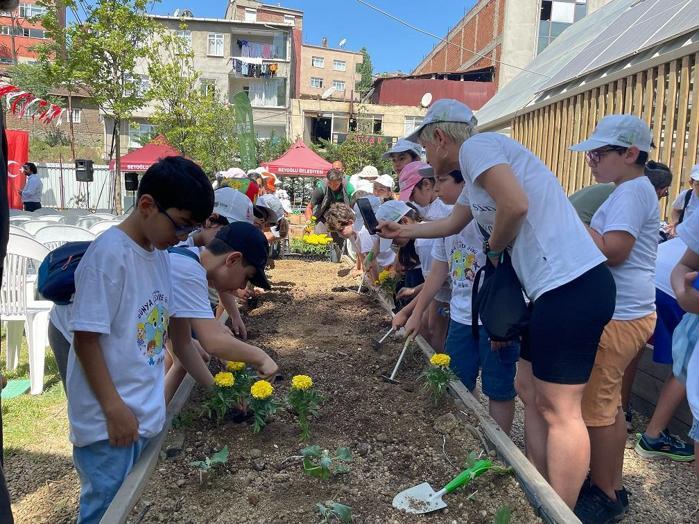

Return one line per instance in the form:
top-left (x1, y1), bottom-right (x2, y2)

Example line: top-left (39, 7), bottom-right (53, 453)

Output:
top-left (374, 174), bottom-right (395, 190)
top-left (570, 114), bottom-right (653, 153)
top-left (256, 194), bottom-right (285, 223)
top-left (382, 138), bottom-right (423, 159)
top-left (690, 164), bottom-right (699, 181)
top-left (352, 195), bottom-right (381, 232)
top-left (220, 167), bottom-right (247, 179)
top-left (358, 165), bottom-right (379, 179)
top-left (404, 99), bottom-right (477, 143)
top-left (376, 200), bottom-right (412, 222)
top-left (213, 187), bottom-right (254, 224)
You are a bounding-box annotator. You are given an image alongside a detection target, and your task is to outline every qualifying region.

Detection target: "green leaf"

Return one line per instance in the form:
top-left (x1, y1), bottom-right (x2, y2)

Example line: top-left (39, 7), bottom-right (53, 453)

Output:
top-left (210, 446), bottom-right (229, 465)
top-left (493, 506), bottom-right (512, 524)
top-left (330, 502), bottom-right (353, 523)
top-left (302, 445), bottom-right (322, 458)
top-left (319, 454), bottom-right (332, 470)
top-left (335, 447), bottom-right (352, 462)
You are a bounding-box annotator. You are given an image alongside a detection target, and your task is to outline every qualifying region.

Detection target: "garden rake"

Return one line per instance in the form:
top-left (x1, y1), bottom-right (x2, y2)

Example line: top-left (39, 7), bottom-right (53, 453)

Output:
top-left (371, 326), bottom-right (394, 351)
top-left (381, 335), bottom-right (414, 384)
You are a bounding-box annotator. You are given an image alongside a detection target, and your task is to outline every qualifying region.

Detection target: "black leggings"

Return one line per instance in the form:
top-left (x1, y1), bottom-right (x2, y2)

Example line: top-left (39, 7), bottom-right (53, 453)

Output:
top-left (23, 202), bottom-right (41, 212)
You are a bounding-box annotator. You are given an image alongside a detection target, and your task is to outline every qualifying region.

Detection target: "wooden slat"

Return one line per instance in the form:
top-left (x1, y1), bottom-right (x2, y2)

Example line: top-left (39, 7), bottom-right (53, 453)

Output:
top-left (605, 81), bottom-right (614, 116)
top-left (597, 84), bottom-right (606, 121)
top-left (544, 105), bottom-right (555, 169)
top-left (633, 72), bottom-right (644, 117)
top-left (686, 54), bottom-right (699, 171)
top-left (615, 78), bottom-right (624, 113)
top-left (653, 63), bottom-right (667, 159)
top-left (643, 66), bottom-right (655, 126)
top-left (570, 94), bottom-right (583, 193)
top-left (662, 60), bottom-right (678, 169)
top-left (584, 89), bottom-right (598, 187)
top-left (670, 56), bottom-right (691, 220)
top-left (526, 112), bottom-right (534, 151)
top-left (624, 76), bottom-right (633, 113)
top-left (560, 99), bottom-right (574, 193)
top-left (534, 108), bottom-right (543, 159)
top-left (551, 102), bottom-right (562, 178)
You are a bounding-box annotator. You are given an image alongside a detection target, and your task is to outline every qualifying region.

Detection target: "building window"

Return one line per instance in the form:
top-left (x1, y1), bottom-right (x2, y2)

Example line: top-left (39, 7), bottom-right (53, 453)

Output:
top-left (0, 25), bottom-right (10, 35)
top-left (175, 29), bottom-right (192, 52)
top-left (129, 123), bottom-right (156, 148)
top-left (538, 0), bottom-right (587, 54)
top-left (28, 28), bottom-right (45, 38)
top-left (310, 77), bottom-right (323, 89)
top-left (311, 56), bottom-right (324, 68)
top-left (404, 116), bottom-right (423, 136)
top-left (200, 79), bottom-right (216, 97)
top-left (70, 109), bottom-right (82, 124)
top-left (208, 33), bottom-right (224, 57)
top-left (244, 8), bottom-right (257, 22)
top-left (284, 14), bottom-right (295, 26)
top-left (332, 80), bottom-right (345, 92)
top-left (333, 59), bottom-right (346, 72)
top-left (351, 113), bottom-right (383, 134)
top-left (0, 57), bottom-right (12, 64)
top-left (248, 78), bottom-right (286, 108)
top-left (18, 3), bottom-right (47, 18)
top-left (126, 74), bottom-right (149, 97)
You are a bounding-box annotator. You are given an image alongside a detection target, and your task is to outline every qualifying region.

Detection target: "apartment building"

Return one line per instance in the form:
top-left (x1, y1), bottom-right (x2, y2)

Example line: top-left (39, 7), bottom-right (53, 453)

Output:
top-left (300, 41), bottom-right (363, 102)
top-left (0, 0), bottom-right (65, 67)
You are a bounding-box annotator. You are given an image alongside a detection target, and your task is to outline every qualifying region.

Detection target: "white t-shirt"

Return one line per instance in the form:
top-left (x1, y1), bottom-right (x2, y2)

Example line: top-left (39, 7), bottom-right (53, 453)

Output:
top-left (49, 303), bottom-right (72, 342)
top-left (678, 208), bottom-right (699, 253)
top-left (416, 198), bottom-right (453, 303)
top-left (457, 132), bottom-right (605, 301)
top-left (67, 227), bottom-right (172, 447)
top-left (672, 189), bottom-right (699, 222)
top-left (590, 176), bottom-right (659, 320)
top-left (358, 227), bottom-right (395, 268)
top-left (169, 247), bottom-right (213, 319)
top-left (655, 237), bottom-right (686, 299)
top-left (432, 221), bottom-right (485, 325)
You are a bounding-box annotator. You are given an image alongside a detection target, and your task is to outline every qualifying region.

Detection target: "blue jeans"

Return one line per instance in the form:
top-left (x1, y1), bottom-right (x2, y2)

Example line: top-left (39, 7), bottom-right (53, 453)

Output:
top-left (445, 320), bottom-right (519, 401)
top-left (73, 437), bottom-right (150, 524)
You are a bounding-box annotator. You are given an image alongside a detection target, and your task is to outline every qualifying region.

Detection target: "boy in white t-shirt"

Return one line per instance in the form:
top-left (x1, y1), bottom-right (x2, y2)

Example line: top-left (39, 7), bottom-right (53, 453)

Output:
top-left (393, 169), bottom-right (518, 434)
top-left (67, 157), bottom-right (214, 523)
top-left (670, 163), bottom-right (699, 234)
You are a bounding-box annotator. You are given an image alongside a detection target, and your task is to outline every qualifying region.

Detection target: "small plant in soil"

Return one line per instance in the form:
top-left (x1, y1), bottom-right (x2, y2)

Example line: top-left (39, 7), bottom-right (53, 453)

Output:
top-left (287, 374), bottom-right (323, 440)
top-left (493, 506), bottom-right (512, 524)
top-left (190, 446), bottom-right (229, 485)
top-left (225, 360), bottom-right (256, 407)
top-left (422, 353), bottom-right (456, 403)
top-left (375, 268), bottom-right (398, 294)
top-left (201, 371), bottom-right (238, 425)
top-left (249, 379), bottom-right (279, 432)
top-left (315, 500), bottom-right (353, 523)
top-left (302, 445), bottom-right (352, 480)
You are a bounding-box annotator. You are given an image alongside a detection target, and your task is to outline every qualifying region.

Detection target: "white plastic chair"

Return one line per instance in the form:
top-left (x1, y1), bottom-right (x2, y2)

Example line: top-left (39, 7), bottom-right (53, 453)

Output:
top-left (9, 225), bottom-right (32, 238)
top-left (34, 225), bottom-right (95, 251)
top-left (89, 220), bottom-right (121, 236)
top-left (20, 221), bottom-right (56, 236)
top-left (1, 234), bottom-right (52, 394)
top-left (9, 216), bottom-right (31, 225)
top-left (36, 215), bottom-right (65, 223)
top-left (77, 215), bottom-right (106, 229)
top-left (29, 208), bottom-right (59, 216)
top-left (90, 213), bottom-right (116, 220)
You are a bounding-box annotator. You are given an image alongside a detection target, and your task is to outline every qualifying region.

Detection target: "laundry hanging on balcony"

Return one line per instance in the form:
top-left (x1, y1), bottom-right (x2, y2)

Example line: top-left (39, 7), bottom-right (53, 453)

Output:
top-left (237, 39), bottom-right (275, 59)
top-left (229, 57), bottom-right (278, 78)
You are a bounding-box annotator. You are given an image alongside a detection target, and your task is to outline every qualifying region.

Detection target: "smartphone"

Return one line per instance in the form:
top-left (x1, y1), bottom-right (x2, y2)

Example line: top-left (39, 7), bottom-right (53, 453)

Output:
top-left (356, 197), bottom-right (379, 235)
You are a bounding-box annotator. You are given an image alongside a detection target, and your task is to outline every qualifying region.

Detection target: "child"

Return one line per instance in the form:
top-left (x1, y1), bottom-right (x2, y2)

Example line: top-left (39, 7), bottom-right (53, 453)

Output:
top-left (383, 138), bottom-right (422, 176)
top-left (164, 222), bottom-right (279, 402)
top-left (67, 157), bottom-right (214, 523)
top-left (375, 200), bottom-right (420, 292)
top-left (359, 200), bottom-right (411, 282)
top-left (373, 174), bottom-right (395, 201)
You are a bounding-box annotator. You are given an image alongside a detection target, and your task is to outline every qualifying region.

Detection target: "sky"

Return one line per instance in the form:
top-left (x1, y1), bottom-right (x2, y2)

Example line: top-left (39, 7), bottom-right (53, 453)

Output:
top-left (149, 0), bottom-right (477, 74)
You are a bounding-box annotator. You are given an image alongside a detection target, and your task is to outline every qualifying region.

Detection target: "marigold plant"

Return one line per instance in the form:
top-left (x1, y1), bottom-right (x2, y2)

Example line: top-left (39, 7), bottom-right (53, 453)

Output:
top-left (375, 268), bottom-right (398, 294)
top-left (430, 353), bottom-right (451, 368)
top-left (287, 374), bottom-right (323, 440)
top-left (423, 353), bottom-right (456, 404)
top-left (249, 380), bottom-right (279, 432)
top-left (202, 372), bottom-right (237, 425)
top-left (225, 361), bottom-right (246, 372)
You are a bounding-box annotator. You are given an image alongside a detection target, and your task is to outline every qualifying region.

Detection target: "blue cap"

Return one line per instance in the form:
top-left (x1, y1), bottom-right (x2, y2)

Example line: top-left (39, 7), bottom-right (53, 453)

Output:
top-left (214, 222), bottom-right (271, 289)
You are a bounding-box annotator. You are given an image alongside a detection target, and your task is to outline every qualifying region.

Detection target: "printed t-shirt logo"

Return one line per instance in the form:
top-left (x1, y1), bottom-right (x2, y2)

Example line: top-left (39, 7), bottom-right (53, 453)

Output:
top-left (450, 240), bottom-right (480, 287)
top-left (136, 291), bottom-right (169, 366)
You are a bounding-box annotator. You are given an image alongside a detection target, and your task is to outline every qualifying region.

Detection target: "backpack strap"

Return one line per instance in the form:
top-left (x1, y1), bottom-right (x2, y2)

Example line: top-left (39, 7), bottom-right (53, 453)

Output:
top-left (679, 189), bottom-right (693, 225)
top-left (167, 246), bottom-right (200, 263)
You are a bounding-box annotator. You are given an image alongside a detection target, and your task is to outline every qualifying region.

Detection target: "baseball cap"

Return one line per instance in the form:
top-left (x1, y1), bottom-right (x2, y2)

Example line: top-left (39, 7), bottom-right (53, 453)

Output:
top-left (376, 199), bottom-right (412, 223)
top-left (690, 164), bottom-right (699, 182)
top-left (213, 187), bottom-right (254, 224)
top-left (399, 161), bottom-right (431, 201)
top-left (382, 138), bottom-right (423, 159)
top-left (418, 165), bottom-right (434, 178)
top-left (215, 222), bottom-right (271, 290)
top-left (374, 174), bottom-right (395, 190)
top-left (219, 167), bottom-right (247, 179)
top-left (570, 114), bottom-right (653, 153)
top-left (255, 194), bottom-right (285, 223)
top-left (358, 165), bottom-right (379, 179)
top-left (404, 99), bottom-right (477, 143)
top-left (353, 194), bottom-right (381, 232)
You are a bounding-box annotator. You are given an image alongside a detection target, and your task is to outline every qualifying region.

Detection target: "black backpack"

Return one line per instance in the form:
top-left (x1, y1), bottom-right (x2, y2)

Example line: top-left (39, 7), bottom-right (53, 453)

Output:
top-left (678, 189), bottom-right (693, 225)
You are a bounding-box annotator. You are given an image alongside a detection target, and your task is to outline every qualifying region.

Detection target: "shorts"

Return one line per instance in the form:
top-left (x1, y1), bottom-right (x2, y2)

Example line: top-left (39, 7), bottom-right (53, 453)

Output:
top-left (520, 263), bottom-right (615, 384)
top-left (653, 289), bottom-right (683, 364)
top-left (445, 320), bottom-right (518, 401)
top-left (690, 419), bottom-right (699, 442)
top-left (582, 313), bottom-right (657, 427)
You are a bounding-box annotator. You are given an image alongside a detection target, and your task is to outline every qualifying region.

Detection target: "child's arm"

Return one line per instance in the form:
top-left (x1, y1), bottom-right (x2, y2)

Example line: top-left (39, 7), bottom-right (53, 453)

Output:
top-left (168, 318), bottom-right (215, 386)
top-left (73, 331), bottom-right (139, 447)
top-left (219, 290), bottom-right (247, 340)
top-left (401, 260), bottom-right (449, 338)
top-left (191, 318), bottom-right (279, 378)
top-left (672, 248), bottom-right (699, 314)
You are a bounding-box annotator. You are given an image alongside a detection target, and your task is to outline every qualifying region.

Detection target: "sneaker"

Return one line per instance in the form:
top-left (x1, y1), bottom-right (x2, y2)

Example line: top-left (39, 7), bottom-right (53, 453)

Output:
top-left (574, 484), bottom-right (625, 524)
top-left (616, 487), bottom-right (629, 514)
top-left (635, 430), bottom-right (695, 462)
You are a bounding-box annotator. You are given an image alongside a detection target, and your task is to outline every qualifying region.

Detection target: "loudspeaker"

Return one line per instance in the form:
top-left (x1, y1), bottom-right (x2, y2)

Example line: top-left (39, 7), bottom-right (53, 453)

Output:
top-left (75, 159), bottom-right (94, 182)
top-left (125, 172), bottom-right (139, 191)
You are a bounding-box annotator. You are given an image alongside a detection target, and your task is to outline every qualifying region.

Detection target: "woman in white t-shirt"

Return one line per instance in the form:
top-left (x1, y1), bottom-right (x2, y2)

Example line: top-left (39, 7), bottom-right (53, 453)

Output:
top-left (378, 99), bottom-right (615, 508)
top-left (569, 114), bottom-right (659, 521)
top-left (670, 164), bottom-right (699, 235)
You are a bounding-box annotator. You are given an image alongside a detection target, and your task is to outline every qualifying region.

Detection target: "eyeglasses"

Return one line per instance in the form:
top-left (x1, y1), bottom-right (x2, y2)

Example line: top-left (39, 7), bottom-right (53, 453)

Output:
top-left (585, 146), bottom-right (627, 166)
top-left (155, 201), bottom-right (198, 236)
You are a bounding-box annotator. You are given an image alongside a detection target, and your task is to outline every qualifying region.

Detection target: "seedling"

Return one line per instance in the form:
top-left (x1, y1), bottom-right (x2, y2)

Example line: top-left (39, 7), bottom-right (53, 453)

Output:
top-left (190, 446), bottom-right (229, 484)
top-left (493, 506), bottom-right (512, 524)
top-left (315, 500), bottom-right (353, 523)
top-left (302, 445), bottom-right (352, 480)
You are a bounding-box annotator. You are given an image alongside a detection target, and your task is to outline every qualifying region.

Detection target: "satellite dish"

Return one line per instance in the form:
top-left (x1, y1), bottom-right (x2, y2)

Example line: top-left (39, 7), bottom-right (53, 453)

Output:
top-left (338, 38), bottom-right (347, 48)
top-left (321, 86), bottom-right (337, 99)
top-left (420, 92), bottom-right (433, 108)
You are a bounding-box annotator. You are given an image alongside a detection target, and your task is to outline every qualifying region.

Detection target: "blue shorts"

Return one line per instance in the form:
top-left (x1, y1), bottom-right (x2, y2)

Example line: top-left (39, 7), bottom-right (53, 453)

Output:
top-left (653, 289), bottom-right (684, 365)
top-left (445, 320), bottom-right (518, 401)
top-left (73, 437), bottom-right (150, 524)
top-left (690, 419), bottom-right (699, 442)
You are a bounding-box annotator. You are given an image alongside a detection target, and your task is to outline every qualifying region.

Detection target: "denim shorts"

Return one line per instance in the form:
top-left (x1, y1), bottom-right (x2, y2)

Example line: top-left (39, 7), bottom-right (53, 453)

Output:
top-left (445, 320), bottom-right (518, 401)
top-left (690, 419), bottom-right (699, 442)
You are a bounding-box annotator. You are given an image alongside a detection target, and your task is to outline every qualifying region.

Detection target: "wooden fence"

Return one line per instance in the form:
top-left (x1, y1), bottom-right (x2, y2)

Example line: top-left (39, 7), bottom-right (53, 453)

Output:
top-left (512, 51), bottom-right (699, 220)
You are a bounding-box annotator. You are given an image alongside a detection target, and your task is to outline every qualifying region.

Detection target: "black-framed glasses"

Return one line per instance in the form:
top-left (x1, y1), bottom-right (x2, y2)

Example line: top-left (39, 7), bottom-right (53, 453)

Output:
top-left (585, 146), bottom-right (627, 166)
top-left (155, 201), bottom-right (198, 236)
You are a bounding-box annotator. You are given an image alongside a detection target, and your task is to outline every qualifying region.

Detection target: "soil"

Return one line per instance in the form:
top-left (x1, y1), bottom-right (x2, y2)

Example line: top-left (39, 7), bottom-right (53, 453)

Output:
top-left (127, 260), bottom-right (539, 524)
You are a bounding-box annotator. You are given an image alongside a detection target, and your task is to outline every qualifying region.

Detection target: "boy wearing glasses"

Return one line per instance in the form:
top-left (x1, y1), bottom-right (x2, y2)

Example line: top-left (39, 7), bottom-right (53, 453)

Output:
top-left (66, 157), bottom-right (213, 523)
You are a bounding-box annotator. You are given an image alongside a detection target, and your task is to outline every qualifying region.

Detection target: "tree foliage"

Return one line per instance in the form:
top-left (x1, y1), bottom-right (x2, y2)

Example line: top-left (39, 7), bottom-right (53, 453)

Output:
top-left (356, 47), bottom-right (373, 98)
top-left (257, 132), bottom-right (291, 164)
top-left (311, 134), bottom-right (391, 176)
top-left (6, 63), bottom-right (61, 102)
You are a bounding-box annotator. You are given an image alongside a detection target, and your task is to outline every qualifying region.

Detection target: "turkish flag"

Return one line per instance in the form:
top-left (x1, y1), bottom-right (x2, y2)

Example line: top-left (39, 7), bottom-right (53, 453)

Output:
top-left (6, 130), bottom-right (29, 209)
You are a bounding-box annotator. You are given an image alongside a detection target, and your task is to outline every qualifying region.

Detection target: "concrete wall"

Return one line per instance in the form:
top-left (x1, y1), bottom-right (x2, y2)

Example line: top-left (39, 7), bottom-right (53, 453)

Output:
top-left (299, 45), bottom-right (363, 101)
top-left (499, 1), bottom-right (539, 88)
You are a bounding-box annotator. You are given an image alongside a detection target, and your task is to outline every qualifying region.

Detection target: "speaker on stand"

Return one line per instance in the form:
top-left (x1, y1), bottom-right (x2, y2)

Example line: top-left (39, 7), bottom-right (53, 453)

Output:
top-left (124, 172), bottom-right (139, 213)
top-left (75, 159), bottom-right (94, 210)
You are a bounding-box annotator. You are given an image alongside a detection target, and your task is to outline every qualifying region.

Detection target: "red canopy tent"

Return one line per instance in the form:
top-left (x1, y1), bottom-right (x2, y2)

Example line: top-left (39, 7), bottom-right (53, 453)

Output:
top-left (261, 139), bottom-right (331, 178)
top-left (108, 135), bottom-right (183, 172)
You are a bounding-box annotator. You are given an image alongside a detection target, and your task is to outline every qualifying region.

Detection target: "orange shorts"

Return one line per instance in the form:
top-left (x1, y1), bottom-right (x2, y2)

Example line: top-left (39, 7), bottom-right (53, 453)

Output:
top-left (581, 313), bottom-right (656, 427)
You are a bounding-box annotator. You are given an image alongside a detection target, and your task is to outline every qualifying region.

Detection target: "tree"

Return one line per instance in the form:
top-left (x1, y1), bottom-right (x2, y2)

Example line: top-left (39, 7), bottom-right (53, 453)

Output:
top-left (356, 47), bottom-right (373, 98)
top-left (6, 63), bottom-right (60, 101)
top-left (311, 134), bottom-right (391, 176)
top-left (36, 0), bottom-right (159, 213)
top-left (257, 132), bottom-right (291, 164)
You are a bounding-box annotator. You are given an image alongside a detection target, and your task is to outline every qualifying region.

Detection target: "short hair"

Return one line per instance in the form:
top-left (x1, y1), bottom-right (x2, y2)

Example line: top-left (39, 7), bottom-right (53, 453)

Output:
top-left (24, 162), bottom-right (37, 174)
top-left (137, 156), bottom-right (214, 223)
top-left (326, 168), bottom-right (343, 182)
top-left (644, 160), bottom-right (672, 190)
top-left (636, 150), bottom-right (649, 166)
top-left (418, 121), bottom-right (476, 146)
top-left (445, 169), bottom-right (464, 184)
top-left (325, 203), bottom-right (355, 232)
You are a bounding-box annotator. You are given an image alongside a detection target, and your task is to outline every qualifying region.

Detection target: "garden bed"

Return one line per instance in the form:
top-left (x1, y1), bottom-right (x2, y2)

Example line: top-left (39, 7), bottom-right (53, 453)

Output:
top-left (126, 260), bottom-right (539, 523)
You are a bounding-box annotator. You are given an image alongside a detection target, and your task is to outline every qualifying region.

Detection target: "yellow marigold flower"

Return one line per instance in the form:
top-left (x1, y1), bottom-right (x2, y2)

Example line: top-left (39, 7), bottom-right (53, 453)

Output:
top-left (214, 371), bottom-right (235, 388)
top-left (226, 361), bottom-right (246, 372)
top-left (377, 269), bottom-right (392, 284)
top-left (430, 353), bottom-right (451, 368)
top-left (291, 374), bottom-right (313, 391)
top-left (251, 380), bottom-right (274, 400)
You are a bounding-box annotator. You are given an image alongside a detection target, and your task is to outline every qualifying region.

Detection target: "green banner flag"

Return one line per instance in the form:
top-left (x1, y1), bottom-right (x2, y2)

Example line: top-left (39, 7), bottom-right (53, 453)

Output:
top-left (232, 91), bottom-right (257, 171)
